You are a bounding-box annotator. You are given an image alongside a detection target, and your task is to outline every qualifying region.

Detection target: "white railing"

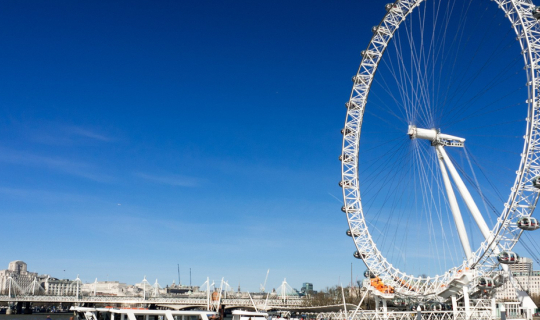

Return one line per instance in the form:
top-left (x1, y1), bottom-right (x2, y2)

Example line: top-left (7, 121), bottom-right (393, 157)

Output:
top-left (0, 295), bottom-right (208, 303)
top-left (316, 310), bottom-right (494, 320)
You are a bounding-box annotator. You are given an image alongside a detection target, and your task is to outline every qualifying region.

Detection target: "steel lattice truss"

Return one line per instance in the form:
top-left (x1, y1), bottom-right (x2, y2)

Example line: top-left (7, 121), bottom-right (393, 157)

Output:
top-left (341, 0), bottom-right (540, 297)
top-left (316, 309), bottom-right (494, 320)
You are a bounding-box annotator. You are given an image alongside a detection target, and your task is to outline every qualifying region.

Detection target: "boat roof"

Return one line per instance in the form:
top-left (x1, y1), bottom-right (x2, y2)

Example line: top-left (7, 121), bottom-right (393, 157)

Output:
top-left (232, 310), bottom-right (268, 316)
top-left (71, 306), bottom-right (218, 316)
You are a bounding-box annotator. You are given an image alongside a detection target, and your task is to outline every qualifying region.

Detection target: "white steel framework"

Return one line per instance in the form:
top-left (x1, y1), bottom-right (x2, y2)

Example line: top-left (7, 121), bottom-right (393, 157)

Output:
top-left (341, 0), bottom-right (540, 297)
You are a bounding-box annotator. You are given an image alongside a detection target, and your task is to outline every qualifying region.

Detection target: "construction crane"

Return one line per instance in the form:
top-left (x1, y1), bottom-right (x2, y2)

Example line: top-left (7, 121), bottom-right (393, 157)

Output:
top-left (260, 269), bottom-right (270, 293)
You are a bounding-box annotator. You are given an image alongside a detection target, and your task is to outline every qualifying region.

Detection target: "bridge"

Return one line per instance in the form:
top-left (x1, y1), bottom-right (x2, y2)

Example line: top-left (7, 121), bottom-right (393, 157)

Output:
top-left (0, 295), bottom-right (306, 310)
top-left (0, 270), bottom-right (306, 311)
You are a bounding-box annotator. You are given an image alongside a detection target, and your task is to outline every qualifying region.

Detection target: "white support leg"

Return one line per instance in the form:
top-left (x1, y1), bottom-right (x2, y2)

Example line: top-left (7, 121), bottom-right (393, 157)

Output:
top-left (437, 146), bottom-right (492, 240)
top-left (452, 295), bottom-right (458, 320)
top-left (437, 151), bottom-right (473, 261)
top-left (463, 286), bottom-right (471, 320)
top-left (382, 299), bottom-right (388, 319)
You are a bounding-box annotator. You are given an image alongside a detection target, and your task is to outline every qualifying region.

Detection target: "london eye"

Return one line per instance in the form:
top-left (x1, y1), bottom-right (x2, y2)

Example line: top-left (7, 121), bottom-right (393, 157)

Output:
top-left (340, 0), bottom-right (540, 299)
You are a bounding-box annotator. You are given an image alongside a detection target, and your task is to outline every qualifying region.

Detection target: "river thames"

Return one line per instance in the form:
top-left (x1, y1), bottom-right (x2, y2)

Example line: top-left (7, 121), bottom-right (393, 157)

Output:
top-left (0, 314), bottom-right (72, 320)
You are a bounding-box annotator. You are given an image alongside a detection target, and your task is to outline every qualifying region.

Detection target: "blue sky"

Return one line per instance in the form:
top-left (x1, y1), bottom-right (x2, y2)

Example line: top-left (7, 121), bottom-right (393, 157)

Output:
top-left (1, 0), bottom-right (539, 292)
top-left (0, 0), bottom-right (380, 291)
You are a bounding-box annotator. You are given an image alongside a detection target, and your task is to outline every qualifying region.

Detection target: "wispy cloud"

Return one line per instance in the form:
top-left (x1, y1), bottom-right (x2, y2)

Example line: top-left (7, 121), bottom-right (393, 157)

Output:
top-left (134, 172), bottom-right (200, 187)
top-left (0, 149), bottom-right (114, 182)
top-left (0, 187), bottom-right (97, 203)
top-left (64, 126), bottom-right (111, 142)
top-left (20, 123), bottom-right (114, 145)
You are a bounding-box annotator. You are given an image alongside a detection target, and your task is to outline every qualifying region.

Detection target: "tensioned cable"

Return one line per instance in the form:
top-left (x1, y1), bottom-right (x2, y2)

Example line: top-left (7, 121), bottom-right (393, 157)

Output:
top-left (464, 146), bottom-right (494, 226)
top-left (444, 98), bottom-right (524, 129)
top-left (442, 55), bottom-right (522, 125)
top-left (465, 148), bottom-right (508, 203)
top-left (449, 152), bottom-right (502, 215)
top-left (377, 151), bottom-right (416, 266)
top-left (414, 142), bottom-right (451, 272)
top-left (457, 119), bottom-right (525, 133)
top-left (435, 0), bottom-right (475, 122)
top-left (520, 235), bottom-right (540, 264)
top-left (437, 9), bottom-right (508, 120)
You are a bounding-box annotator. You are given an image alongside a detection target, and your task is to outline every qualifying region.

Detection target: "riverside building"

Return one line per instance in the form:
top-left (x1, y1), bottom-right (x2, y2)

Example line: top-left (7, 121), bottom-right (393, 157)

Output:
top-left (495, 257), bottom-right (540, 300)
top-left (0, 261), bottom-right (39, 294)
top-left (0, 260), bottom-right (78, 296)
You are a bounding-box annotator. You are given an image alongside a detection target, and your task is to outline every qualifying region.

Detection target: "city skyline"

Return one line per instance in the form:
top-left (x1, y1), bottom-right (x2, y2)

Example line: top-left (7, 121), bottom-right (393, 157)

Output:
top-left (0, 259), bottom-right (317, 294)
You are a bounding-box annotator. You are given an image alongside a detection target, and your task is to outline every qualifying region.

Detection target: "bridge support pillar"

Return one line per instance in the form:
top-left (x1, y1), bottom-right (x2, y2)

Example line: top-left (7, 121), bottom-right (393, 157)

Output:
top-left (15, 302), bottom-right (23, 314)
top-left (23, 302), bottom-right (32, 314)
top-left (219, 305), bottom-right (224, 320)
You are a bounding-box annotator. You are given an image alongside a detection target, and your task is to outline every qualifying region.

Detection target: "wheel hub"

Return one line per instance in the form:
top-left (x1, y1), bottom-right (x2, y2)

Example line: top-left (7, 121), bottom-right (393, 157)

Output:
top-left (407, 125), bottom-right (465, 147)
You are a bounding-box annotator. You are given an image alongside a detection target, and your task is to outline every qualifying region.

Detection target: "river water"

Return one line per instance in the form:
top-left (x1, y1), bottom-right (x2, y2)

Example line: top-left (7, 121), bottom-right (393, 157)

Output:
top-left (0, 314), bottom-right (73, 320)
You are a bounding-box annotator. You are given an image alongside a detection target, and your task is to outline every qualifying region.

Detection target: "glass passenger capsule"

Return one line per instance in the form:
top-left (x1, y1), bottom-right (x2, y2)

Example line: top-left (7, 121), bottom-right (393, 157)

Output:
top-left (371, 26), bottom-right (390, 35)
top-left (517, 216), bottom-right (539, 231)
top-left (497, 251), bottom-right (520, 264)
top-left (478, 277), bottom-right (494, 289)
top-left (364, 270), bottom-right (376, 278)
top-left (493, 274), bottom-right (504, 288)
top-left (339, 180), bottom-right (353, 188)
top-left (341, 128), bottom-right (352, 135)
top-left (533, 6), bottom-right (540, 19)
top-left (354, 251), bottom-right (367, 260)
top-left (532, 176), bottom-right (540, 188)
top-left (339, 154), bottom-right (352, 162)
top-left (361, 50), bottom-right (377, 59)
top-left (351, 75), bottom-right (368, 85)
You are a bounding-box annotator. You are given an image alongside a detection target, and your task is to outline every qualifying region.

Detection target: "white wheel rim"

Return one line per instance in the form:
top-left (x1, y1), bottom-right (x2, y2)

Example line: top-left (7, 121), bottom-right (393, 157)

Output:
top-left (341, 0), bottom-right (540, 297)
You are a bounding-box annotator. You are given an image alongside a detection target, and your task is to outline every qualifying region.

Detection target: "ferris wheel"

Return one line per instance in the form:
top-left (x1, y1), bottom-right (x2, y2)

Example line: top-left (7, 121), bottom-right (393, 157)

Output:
top-left (340, 0), bottom-right (540, 298)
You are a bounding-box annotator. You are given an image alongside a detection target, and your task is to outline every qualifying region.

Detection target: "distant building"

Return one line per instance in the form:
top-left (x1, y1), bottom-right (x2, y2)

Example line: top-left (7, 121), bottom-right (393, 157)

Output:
top-left (495, 258), bottom-right (540, 300)
top-left (0, 261), bottom-right (83, 296)
top-left (44, 277), bottom-right (79, 296)
top-left (81, 281), bottom-right (133, 296)
top-left (301, 282), bottom-right (314, 295)
top-left (0, 261), bottom-right (39, 294)
top-left (510, 257), bottom-right (533, 276)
